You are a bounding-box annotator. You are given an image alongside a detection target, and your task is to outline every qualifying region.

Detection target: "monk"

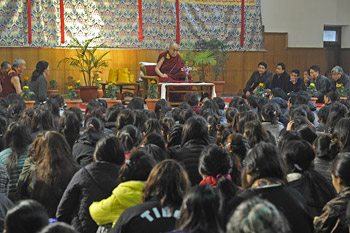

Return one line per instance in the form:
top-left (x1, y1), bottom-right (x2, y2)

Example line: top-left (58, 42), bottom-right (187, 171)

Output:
top-left (2, 58), bottom-right (26, 97)
top-left (155, 42), bottom-right (192, 83)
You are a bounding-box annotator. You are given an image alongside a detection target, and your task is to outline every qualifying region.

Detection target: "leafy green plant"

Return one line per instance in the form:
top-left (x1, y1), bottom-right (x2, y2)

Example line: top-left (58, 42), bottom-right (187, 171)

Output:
top-left (58, 36), bottom-right (110, 86)
top-left (255, 83), bottom-right (266, 98)
top-left (105, 83), bottom-right (119, 99)
top-left (21, 86), bottom-right (35, 100)
top-left (336, 84), bottom-right (348, 97)
top-left (96, 78), bottom-right (102, 89)
top-left (67, 86), bottom-right (77, 100)
top-left (49, 79), bottom-right (58, 90)
top-left (306, 82), bottom-right (317, 97)
top-left (148, 80), bottom-right (158, 99)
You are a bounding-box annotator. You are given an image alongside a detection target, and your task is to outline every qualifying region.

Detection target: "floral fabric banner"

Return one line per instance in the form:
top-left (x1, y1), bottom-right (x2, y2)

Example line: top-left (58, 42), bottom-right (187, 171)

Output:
top-left (0, 0), bottom-right (264, 51)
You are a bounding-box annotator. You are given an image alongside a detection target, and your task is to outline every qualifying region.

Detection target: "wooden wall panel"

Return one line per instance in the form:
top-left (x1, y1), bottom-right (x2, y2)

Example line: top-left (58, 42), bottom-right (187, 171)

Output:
top-left (341, 49), bottom-right (350, 74)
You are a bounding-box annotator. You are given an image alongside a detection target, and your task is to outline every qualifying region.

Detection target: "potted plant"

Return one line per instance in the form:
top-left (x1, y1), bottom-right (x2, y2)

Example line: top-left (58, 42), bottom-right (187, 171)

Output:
top-left (145, 80), bottom-right (159, 111)
top-left (74, 80), bottom-right (81, 98)
top-left (96, 77), bottom-right (104, 98)
top-left (307, 82), bottom-right (318, 103)
top-left (48, 79), bottom-right (59, 96)
top-left (336, 84), bottom-right (348, 100)
top-left (58, 36), bottom-right (110, 102)
top-left (105, 83), bottom-right (121, 108)
top-left (65, 86), bottom-right (82, 109)
top-left (255, 83), bottom-right (266, 98)
top-left (23, 76), bottom-right (30, 86)
top-left (195, 39), bottom-right (229, 96)
top-left (21, 86), bottom-right (35, 108)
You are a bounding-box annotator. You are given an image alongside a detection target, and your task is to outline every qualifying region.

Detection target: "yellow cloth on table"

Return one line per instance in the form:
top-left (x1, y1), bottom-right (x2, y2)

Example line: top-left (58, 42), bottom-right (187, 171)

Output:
top-left (108, 68), bottom-right (136, 84)
top-left (108, 69), bottom-right (118, 83)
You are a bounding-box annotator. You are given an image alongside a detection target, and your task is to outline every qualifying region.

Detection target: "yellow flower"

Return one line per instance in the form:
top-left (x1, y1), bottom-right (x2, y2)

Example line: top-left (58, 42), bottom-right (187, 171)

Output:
top-left (166, 53), bottom-right (170, 59)
top-left (23, 86), bottom-right (29, 89)
top-left (108, 83), bottom-right (112, 86)
top-left (68, 86), bottom-right (73, 90)
top-left (24, 76), bottom-right (29, 80)
top-left (336, 84), bottom-right (342, 88)
top-left (259, 83), bottom-right (264, 87)
top-left (97, 78), bottom-right (101, 81)
top-left (150, 80), bottom-right (156, 84)
top-left (310, 83), bottom-right (315, 87)
top-left (76, 80), bottom-right (81, 83)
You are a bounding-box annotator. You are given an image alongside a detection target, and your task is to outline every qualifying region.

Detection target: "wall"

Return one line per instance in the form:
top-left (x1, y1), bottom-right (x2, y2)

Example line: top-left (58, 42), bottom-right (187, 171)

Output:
top-left (261, 0), bottom-right (350, 48)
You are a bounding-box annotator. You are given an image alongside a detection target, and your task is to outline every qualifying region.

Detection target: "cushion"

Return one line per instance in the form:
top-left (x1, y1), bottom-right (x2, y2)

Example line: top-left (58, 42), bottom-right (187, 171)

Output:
top-left (108, 69), bottom-right (118, 83)
top-left (144, 65), bottom-right (157, 76)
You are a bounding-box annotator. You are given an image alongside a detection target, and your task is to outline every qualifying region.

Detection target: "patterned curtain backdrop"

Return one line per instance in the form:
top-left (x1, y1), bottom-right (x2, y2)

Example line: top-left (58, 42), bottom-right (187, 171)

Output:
top-left (0, 0), bottom-right (264, 51)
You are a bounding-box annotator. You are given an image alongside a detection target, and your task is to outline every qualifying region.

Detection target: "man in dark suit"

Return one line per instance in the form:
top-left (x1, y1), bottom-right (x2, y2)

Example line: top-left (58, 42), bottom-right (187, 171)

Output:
top-left (268, 62), bottom-right (290, 94)
top-left (243, 62), bottom-right (272, 97)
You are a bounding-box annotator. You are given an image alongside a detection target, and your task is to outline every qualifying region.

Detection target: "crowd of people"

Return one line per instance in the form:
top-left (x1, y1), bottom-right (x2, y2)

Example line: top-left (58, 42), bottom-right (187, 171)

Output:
top-left (0, 56), bottom-right (349, 233)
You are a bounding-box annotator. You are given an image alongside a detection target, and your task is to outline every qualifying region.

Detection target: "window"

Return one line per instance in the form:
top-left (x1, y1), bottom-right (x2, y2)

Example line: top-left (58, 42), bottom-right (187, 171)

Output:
top-left (323, 30), bottom-right (337, 42)
top-left (323, 26), bottom-right (341, 46)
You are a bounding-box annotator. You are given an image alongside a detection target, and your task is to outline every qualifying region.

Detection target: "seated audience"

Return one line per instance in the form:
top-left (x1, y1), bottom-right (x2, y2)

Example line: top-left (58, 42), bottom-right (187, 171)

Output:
top-left (56, 135), bottom-right (125, 233)
top-left (261, 102), bottom-right (284, 140)
top-left (324, 90), bottom-right (339, 105)
top-left (110, 159), bottom-right (190, 233)
top-left (243, 62), bottom-right (272, 97)
top-left (314, 153), bottom-right (350, 233)
top-left (58, 110), bottom-right (81, 149)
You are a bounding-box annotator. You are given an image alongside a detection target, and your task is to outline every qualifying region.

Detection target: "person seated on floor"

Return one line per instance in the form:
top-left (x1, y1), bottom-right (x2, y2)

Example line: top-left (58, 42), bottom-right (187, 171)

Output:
top-left (286, 69), bottom-right (305, 94)
top-left (243, 62), bottom-right (272, 98)
top-left (303, 69), bottom-right (311, 87)
top-left (309, 65), bottom-right (331, 103)
top-left (331, 66), bottom-right (350, 96)
top-left (155, 42), bottom-right (191, 83)
top-left (268, 63), bottom-right (290, 94)
top-left (324, 90), bottom-right (339, 105)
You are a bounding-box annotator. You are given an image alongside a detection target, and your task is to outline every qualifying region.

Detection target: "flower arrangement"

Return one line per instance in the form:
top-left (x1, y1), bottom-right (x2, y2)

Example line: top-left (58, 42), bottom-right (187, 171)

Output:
top-left (255, 83), bottom-right (266, 98)
top-left (105, 83), bottom-right (119, 99)
top-left (23, 76), bottom-right (29, 86)
top-left (336, 84), bottom-right (347, 97)
top-left (181, 66), bottom-right (195, 83)
top-left (74, 80), bottom-right (81, 88)
top-left (49, 79), bottom-right (58, 90)
top-left (96, 78), bottom-right (102, 89)
top-left (67, 86), bottom-right (77, 100)
top-left (21, 86), bottom-right (34, 100)
top-left (306, 82), bottom-right (317, 97)
top-left (148, 80), bottom-right (158, 99)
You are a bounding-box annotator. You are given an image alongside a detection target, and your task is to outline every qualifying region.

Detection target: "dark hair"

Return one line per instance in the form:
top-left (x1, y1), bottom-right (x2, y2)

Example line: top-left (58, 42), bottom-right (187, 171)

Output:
top-left (277, 130), bottom-right (301, 151)
top-left (291, 69), bottom-right (300, 76)
top-left (200, 100), bottom-right (219, 116)
top-left (31, 61), bottom-right (49, 82)
top-left (314, 135), bottom-right (340, 161)
top-left (58, 110), bottom-right (80, 148)
top-left (244, 120), bottom-right (271, 147)
top-left (325, 91), bottom-right (339, 102)
top-left (0, 98), bottom-right (9, 109)
top-left (127, 97), bottom-right (144, 110)
top-left (178, 102), bottom-right (191, 110)
top-left (242, 142), bottom-right (286, 188)
top-left (332, 153), bottom-right (350, 187)
top-left (142, 118), bottom-right (161, 136)
top-left (38, 222), bottom-right (77, 233)
top-left (93, 135), bottom-right (125, 165)
top-left (142, 132), bottom-right (166, 151)
top-left (213, 97), bottom-right (225, 110)
top-left (84, 117), bottom-right (104, 133)
top-left (176, 185), bottom-right (223, 233)
top-left (225, 107), bottom-right (239, 125)
top-left (227, 197), bottom-right (290, 233)
top-left (0, 115), bottom-right (8, 151)
top-left (289, 94), bottom-right (309, 106)
top-left (281, 140), bottom-right (315, 173)
top-left (304, 69), bottom-right (311, 76)
top-left (139, 144), bottom-right (169, 163)
top-left (258, 62), bottom-right (267, 69)
top-left (31, 109), bottom-right (55, 133)
top-left (115, 108), bottom-right (136, 131)
top-left (155, 99), bottom-right (168, 119)
top-left (261, 102), bottom-right (281, 124)
top-left (234, 111), bottom-right (258, 134)
top-left (69, 107), bottom-right (83, 125)
top-left (310, 65), bottom-right (320, 73)
top-left (7, 95), bottom-right (26, 121)
top-left (271, 88), bottom-right (287, 100)
top-left (226, 133), bottom-right (250, 162)
top-left (228, 97), bottom-right (250, 112)
top-left (199, 144), bottom-right (232, 177)
top-left (184, 92), bottom-right (199, 106)
top-left (84, 108), bottom-right (104, 125)
top-left (45, 98), bottom-right (60, 117)
top-left (1, 61), bottom-right (11, 70)
top-left (48, 94), bottom-right (65, 108)
top-left (277, 62), bottom-right (285, 70)
top-left (143, 159), bottom-right (190, 211)
top-left (4, 122), bottom-right (32, 172)
top-left (105, 104), bottom-right (124, 123)
top-left (318, 105), bottom-right (329, 123)
top-left (182, 116), bottom-right (209, 146)
top-left (325, 103), bottom-right (348, 134)
top-left (246, 95), bottom-right (259, 109)
top-left (118, 150), bottom-right (156, 182)
top-left (118, 125), bottom-right (140, 152)
top-left (334, 118), bottom-right (350, 151)
top-left (5, 199), bottom-right (49, 233)
top-left (85, 100), bottom-right (102, 118)
top-left (179, 109), bottom-right (196, 124)
top-left (159, 116), bottom-right (175, 141)
top-left (167, 124), bottom-right (183, 148)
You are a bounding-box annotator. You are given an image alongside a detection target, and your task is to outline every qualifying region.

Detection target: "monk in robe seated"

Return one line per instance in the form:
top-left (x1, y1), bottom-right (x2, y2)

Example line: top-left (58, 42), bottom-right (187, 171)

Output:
top-left (155, 42), bottom-right (192, 102)
top-left (155, 42), bottom-right (192, 83)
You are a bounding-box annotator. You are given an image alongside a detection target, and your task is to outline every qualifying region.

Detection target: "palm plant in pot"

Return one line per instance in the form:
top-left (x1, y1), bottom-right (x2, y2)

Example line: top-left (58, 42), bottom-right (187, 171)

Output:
top-left (58, 36), bottom-right (110, 102)
top-left (65, 86), bottom-right (82, 109)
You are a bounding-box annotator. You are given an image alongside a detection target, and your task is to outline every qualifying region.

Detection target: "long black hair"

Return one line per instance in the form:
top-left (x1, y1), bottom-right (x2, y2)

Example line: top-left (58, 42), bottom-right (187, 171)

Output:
top-left (31, 61), bottom-right (48, 81)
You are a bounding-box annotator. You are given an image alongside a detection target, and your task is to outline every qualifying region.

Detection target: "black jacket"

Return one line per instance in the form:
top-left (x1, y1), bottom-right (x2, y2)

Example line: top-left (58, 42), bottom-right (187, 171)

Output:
top-left (243, 71), bottom-right (272, 94)
top-left (313, 74), bottom-right (331, 99)
top-left (270, 71), bottom-right (290, 93)
top-left (72, 131), bottom-right (104, 167)
top-left (169, 139), bottom-right (208, 186)
top-left (56, 162), bottom-right (121, 233)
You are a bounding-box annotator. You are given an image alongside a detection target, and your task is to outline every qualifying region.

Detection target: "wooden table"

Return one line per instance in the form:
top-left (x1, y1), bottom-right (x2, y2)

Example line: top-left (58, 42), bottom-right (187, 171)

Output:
top-left (160, 82), bottom-right (216, 105)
